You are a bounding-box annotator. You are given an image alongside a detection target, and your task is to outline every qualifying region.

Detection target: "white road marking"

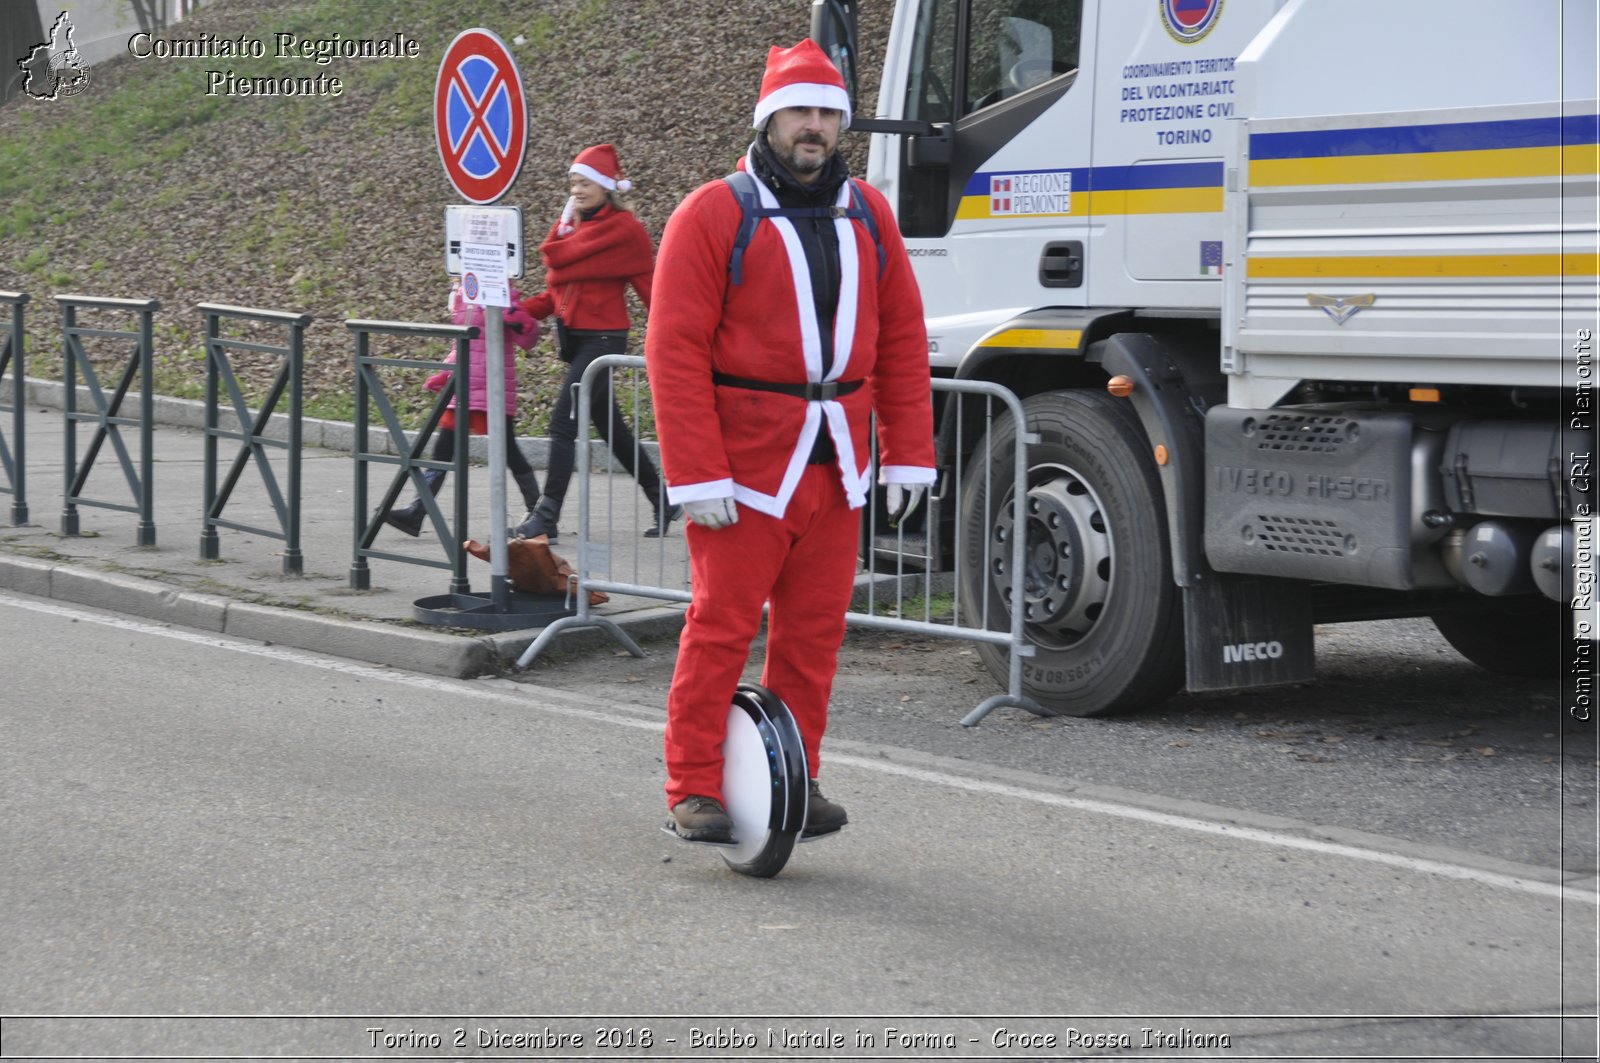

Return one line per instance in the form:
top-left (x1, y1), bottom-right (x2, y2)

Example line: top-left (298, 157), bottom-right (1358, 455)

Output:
top-left (4, 592), bottom-right (1592, 906)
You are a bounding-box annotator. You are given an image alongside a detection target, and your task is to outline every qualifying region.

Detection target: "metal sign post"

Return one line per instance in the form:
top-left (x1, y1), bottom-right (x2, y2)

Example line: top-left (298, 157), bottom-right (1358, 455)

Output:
top-left (422, 28), bottom-right (558, 629)
top-left (457, 214), bottom-right (515, 610)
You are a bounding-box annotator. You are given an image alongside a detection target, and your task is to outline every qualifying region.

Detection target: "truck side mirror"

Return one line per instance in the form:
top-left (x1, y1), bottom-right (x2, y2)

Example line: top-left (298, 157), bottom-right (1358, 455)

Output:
top-left (810, 0), bottom-right (861, 113)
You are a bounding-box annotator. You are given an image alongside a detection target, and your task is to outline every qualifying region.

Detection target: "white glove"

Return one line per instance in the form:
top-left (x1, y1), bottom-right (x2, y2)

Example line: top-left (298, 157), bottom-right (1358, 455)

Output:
top-left (684, 496), bottom-right (738, 529)
top-left (884, 483), bottom-right (924, 528)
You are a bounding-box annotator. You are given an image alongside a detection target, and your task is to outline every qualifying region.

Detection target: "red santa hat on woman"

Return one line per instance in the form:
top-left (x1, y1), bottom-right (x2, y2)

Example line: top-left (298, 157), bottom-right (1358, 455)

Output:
top-left (751, 38), bottom-right (852, 131)
top-left (569, 143), bottom-right (632, 193)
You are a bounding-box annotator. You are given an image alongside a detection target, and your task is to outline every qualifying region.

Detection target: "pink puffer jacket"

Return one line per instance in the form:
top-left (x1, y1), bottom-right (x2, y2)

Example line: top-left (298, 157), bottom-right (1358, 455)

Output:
top-left (431, 285), bottom-right (541, 414)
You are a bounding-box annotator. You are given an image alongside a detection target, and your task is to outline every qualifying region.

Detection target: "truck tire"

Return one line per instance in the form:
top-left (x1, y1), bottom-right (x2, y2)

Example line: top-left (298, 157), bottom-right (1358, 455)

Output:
top-left (1430, 596), bottom-right (1561, 677)
top-left (958, 389), bottom-right (1184, 716)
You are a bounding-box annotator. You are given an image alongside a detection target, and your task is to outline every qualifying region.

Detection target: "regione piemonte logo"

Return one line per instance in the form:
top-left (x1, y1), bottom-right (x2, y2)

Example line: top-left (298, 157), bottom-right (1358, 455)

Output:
top-left (990, 176), bottom-right (1013, 214)
top-left (987, 171), bottom-right (1071, 217)
top-left (17, 11), bottom-right (90, 100)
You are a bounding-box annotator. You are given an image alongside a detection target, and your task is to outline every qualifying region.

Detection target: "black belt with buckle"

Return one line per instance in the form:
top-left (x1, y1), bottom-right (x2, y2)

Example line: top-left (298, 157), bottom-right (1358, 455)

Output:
top-left (712, 372), bottom-right (863, 401)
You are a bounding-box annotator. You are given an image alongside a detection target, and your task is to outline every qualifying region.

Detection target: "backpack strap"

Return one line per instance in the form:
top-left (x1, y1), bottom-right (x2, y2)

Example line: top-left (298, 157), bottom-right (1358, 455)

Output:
top-left (722, 172), bottom-right (886, 285)
top-left (723, 171), bottom-right (764, 287)
top-left (846, 178), bottom-right (887, 277)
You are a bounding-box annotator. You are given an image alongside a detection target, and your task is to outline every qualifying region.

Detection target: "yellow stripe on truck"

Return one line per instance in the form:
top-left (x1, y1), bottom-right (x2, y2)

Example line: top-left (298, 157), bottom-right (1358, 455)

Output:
top-left (1249, 145), bottom-right (1596, 188)
top-left (1246, 253), bottom-right (1599, 279)
top-left (977, 328), bottom-right (1085, 350)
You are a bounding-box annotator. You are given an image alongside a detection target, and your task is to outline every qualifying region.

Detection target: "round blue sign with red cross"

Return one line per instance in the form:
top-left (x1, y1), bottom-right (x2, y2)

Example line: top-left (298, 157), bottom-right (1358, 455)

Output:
top-left (434, 29), bottom-right (527, 204)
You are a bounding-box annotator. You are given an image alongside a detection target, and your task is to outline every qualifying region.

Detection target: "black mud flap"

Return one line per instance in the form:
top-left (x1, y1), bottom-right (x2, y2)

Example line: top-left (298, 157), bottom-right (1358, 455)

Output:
top-left (1184, 573), bottom-right (1315, 693)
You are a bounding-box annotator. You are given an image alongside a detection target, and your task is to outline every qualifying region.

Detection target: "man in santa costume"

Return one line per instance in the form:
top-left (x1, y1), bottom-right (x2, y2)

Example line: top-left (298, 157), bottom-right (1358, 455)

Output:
top-left (645, 38), bottom-right (936, 842)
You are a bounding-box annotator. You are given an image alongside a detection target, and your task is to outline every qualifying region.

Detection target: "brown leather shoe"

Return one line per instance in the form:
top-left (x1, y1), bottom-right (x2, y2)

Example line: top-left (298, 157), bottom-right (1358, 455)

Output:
top-left (671, 795), bottom-right (734, 843)
top-left (804, 780), bottom-right (848, 836)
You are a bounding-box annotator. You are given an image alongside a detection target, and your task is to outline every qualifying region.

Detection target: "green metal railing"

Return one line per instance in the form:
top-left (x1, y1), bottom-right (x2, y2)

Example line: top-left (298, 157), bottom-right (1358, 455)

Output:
top-left (0, 291), bottom-right (28, 526)
top-left (347, 318), bottom-right (476, 592)
top-left (198, 303), bottom-right (312, 575)
top-left (57, 295), bottom-right (159, 545)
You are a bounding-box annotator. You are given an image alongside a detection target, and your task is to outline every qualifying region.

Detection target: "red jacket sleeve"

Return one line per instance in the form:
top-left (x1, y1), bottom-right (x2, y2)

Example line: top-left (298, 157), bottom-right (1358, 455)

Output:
top-left (643, 184), bottom-right (738, 495)
top-left (859, 180), bottom-right (936, 476)
top-left (520, 289), bottom-right (556, 321)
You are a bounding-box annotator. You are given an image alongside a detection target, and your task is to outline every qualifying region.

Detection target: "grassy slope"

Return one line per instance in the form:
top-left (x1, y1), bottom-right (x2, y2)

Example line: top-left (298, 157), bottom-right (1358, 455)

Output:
top-left (0, 0), bottom-right (887, 434)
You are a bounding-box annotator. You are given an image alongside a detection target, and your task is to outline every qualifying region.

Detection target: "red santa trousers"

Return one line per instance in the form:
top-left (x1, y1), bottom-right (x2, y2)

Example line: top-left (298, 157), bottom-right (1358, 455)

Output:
top-left (663, 464), bottom-right (860, 808)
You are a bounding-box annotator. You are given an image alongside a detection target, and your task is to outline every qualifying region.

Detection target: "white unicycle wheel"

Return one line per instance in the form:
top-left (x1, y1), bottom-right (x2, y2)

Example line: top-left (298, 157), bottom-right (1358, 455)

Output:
top-left (719, 683), bottom-right (809, 878)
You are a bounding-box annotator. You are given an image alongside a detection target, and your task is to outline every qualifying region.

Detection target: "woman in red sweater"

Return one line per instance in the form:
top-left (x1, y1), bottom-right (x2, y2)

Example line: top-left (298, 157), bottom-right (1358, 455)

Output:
top-left (514, 144), bottom-right (678, 540)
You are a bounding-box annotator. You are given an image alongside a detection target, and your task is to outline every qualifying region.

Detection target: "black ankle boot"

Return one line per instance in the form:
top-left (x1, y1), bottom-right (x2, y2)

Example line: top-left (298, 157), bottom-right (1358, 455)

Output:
top-left (510, 496), bottom-right (560, 542)
top-left (382, 470), bottom-right (445, 538)
top-left (643, 502), bottom-right (683, 538)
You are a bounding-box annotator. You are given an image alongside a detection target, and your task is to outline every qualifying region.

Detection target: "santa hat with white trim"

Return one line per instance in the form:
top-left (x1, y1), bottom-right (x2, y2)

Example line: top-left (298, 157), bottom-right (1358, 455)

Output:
top-left (751, 38), bottom-right (852, 131)
top-left (569, 143), bottom-right (632, 193)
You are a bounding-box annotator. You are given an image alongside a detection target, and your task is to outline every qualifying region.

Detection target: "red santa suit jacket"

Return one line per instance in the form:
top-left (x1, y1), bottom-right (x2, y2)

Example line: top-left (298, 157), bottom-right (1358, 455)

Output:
top-left (645, 163), bottom-right (935, 518)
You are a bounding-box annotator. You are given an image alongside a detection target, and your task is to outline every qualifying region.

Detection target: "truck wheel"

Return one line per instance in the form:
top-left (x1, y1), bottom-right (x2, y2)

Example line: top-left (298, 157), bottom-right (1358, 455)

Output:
top-left (1430, 596), bottom-right (1561, 676)
top-left (958, 390), bottom-right (1184, 716)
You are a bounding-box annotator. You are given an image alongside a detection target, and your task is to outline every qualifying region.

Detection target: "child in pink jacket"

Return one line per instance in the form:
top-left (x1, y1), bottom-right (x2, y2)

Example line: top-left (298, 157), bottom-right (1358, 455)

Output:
top-left (381, 280), bottom-right (543, 537)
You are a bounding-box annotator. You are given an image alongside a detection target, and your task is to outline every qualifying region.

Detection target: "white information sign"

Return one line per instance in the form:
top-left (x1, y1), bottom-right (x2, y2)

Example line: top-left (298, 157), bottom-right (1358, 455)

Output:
top-left (445, 204), bottom-right (523, 278)
top-left (459, 239), bottom-right (510, 307)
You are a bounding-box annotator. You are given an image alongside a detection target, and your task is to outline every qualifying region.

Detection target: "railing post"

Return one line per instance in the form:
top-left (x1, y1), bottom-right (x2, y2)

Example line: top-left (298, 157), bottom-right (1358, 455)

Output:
top-left (285, 315), bottom-right (305, 576)
top-left (136, 301), bottom-right (155, 546)
top-left (350, 327), bottom-right (372, 590)
top-left (0, 291), bottom-right (29, 526)
top-left (60, 301), bottom-right (78, 536)
top-left (200, 308), bottom-right (221, 560)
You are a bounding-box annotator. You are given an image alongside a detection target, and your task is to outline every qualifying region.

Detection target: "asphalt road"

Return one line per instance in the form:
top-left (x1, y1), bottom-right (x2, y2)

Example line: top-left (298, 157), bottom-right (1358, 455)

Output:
top-left (1, 592), bottom-right (1595, 1060)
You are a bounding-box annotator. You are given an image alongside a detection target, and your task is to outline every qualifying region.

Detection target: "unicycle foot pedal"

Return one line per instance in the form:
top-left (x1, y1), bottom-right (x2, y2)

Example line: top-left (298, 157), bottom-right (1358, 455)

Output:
top-left (798, 824), bottom-right (845, 843)
top-left (660, 822), bottom-right (738, 848)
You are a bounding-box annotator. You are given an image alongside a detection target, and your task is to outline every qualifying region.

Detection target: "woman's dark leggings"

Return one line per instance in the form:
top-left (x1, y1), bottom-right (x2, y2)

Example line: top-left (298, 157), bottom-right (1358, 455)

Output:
top-left (431, 415), bottom-right (536, 479)
top-left (544, 330), bottom-right (666, 513)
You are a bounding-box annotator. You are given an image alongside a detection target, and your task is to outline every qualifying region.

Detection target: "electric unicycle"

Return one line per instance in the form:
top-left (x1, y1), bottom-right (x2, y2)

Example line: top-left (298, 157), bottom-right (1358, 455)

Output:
top-left (664, 683), bottom-right (839, 878)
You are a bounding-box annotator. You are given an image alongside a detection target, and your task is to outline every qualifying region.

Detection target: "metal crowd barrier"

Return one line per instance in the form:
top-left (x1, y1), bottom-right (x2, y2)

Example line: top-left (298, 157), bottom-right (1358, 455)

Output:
top-left (57, 294), bottom-right (159, 545)
top-left (197, 303), bottom-right (311, 575)
top-left (347, 319), bottom-right (474, 593)
top-left (0, 291), bottom-right (27, 525)
top-left (514, 354), bottom-right (1042, 723)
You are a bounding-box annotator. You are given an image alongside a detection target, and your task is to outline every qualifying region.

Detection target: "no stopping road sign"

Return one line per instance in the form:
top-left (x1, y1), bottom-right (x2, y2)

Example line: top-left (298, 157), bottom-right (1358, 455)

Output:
top-left (434, 29), bottom-right (527, 204)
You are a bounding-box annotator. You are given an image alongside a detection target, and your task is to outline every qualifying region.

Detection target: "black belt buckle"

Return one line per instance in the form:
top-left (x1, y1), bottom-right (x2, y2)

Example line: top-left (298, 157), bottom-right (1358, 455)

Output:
top-left (810, 381), bottom-right (840, 401)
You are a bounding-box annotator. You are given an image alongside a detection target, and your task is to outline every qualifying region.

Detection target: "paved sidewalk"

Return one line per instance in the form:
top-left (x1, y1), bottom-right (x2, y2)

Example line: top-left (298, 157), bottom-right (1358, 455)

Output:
top-left (0, 379), bottom-right (690, 677)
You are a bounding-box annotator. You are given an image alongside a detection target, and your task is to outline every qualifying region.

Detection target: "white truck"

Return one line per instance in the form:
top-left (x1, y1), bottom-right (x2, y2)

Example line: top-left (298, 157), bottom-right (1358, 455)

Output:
top-left (811, 0), bottom-right (1597, 715)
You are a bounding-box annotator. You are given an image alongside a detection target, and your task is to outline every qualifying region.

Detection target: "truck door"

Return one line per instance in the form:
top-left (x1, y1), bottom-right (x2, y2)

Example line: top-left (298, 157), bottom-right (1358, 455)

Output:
top-left (884, 0), bottom-right (1094, 368)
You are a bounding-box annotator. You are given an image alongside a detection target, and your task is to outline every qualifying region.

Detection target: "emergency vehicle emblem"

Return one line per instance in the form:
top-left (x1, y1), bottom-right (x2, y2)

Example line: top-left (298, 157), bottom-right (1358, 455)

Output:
top-left (1306, 292), bottom-right (1376, 325)
top-left (1161, 0), bottom-right (1224, 44)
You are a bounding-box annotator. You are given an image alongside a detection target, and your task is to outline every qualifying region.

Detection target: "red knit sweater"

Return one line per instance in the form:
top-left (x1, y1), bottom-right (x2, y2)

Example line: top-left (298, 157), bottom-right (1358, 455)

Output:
top-left (520, 205), bottom-right (654, 331)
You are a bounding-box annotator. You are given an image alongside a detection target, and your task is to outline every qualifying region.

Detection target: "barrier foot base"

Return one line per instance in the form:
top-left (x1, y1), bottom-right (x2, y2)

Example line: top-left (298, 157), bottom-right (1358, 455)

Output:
top-left (516, 613), bottom-right (645, 669)
top-left (960, 693), bottom-right (1043, 728)
top-left (413, 590), bottom-right (572, 631)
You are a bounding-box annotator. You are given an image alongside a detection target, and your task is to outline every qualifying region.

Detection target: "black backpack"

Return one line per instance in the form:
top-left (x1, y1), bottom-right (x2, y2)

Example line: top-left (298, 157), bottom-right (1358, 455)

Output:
top-left (722, 170), bottom-right (886, 285)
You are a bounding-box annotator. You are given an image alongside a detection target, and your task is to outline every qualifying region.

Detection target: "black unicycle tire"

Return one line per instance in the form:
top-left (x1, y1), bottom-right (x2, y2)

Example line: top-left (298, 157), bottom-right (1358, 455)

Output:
top-left (722, 684), bottom-right (808, 878)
